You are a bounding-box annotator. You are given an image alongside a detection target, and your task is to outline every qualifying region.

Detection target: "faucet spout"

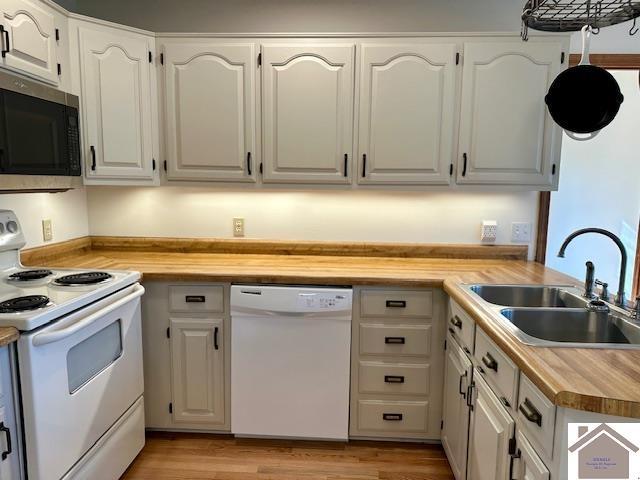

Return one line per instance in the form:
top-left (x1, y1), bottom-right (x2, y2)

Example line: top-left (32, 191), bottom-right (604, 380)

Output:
top-left (556, 227), bottom-right (628, 307)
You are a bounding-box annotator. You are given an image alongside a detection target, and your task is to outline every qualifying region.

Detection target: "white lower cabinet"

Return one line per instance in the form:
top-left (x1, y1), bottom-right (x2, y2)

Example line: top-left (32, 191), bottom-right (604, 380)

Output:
top-left (467, 370), bottom-right (515, 480)
top-left (441, 331), bottom-right (472, 480)
top-left (170, 317), bottom-right (225, 426)
top-left (142, 282), bottom-right (230, 431)
top-left (515, 430), bottom-right (550, 480)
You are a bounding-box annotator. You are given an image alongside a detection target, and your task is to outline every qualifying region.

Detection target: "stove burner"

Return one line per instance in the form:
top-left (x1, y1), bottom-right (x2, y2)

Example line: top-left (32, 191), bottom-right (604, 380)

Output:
top-left (0, 295), bottom-right (50, 313)
top-left (54, 271), bottom-right (113, 286)
top-left (8, 269), bottom-right (53, 281)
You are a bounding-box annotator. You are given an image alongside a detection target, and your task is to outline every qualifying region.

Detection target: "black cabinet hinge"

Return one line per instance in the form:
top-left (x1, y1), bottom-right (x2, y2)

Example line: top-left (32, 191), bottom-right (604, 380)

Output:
top-left (166, 327), bottom-right (170, 338)
top-left (169, 402), bottom-right (173, 413)
top-left (258, 52), bottom-right (262, 67)
top-left (552, 163), bottom-right (557, 175)
top-left (149, 51), bottom-right (152, 63)
top-left (440, 420), bottom-right (444, 430)
top-left (152, 159), bottom-right (156, 170)
top-left (160, 53), bottom-right (164, 65)
top-left (456, 52), bottom-right (460, 65)
top-left (444, 339), bottom-right (447, 350)
top-left (55, 28), bottom-right (60, 41)
top-left (508, 436), bottom-right (517, 456)
top-left (259, 162), bottom-right (263, 175)
top-left (561, 52), bottom-right (565, 64)
top-left (163, 160), bottom-right (167, 172)
top-left (57, 63), bottom-right (61, 76)
top-left (449, 163), bottom-right (453, 176)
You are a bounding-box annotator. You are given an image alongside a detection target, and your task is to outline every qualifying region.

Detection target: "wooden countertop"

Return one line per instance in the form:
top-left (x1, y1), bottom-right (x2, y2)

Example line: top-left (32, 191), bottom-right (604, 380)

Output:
top-left (22, 236), bottom-right (640, 419)
top-left (0, 328), bottom-right (19, 347)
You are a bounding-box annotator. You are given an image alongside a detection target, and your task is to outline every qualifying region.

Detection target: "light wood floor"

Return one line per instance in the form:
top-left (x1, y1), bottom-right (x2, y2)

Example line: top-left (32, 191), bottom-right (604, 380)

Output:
top-left (122, 432), bottom-right (454, 480)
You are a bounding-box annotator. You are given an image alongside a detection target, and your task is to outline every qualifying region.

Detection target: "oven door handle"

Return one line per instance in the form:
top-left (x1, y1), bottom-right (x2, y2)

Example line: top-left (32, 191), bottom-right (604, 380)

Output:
top-left (32, 284), bottom-right (145, 347)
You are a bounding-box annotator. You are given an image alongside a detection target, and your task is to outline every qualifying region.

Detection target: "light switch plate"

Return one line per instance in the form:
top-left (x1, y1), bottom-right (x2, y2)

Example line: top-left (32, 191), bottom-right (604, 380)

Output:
top-left (42, 219), bottom-right (53, 242)
top-left (511, 222), bottom-right (532, 242)
top-left (233, 218), bottom-right (245, 237)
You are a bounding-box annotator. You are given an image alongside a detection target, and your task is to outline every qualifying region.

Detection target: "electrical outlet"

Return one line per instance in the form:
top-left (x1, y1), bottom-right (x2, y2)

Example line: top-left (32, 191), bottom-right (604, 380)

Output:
top-left (481, 220), bottom-right (497, 243)
top-left (511, 222), bottom-right (532, 242)
top-left (233, 218), bottom-right (245, 237)
top-left (42, 219), bottom-right (53, 242)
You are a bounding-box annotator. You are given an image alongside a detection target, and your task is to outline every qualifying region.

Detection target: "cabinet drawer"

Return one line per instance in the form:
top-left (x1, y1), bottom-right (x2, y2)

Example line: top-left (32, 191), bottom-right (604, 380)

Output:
top-left (475, 329), bottom-right (519, 410)
top-left (169, 285), bottom-right (224, 313)
top-left (357, 400), bottom-right (429, 433)
top-left (517, 375), bottom-right (556, 460)
top-left (360, 324), bottom-right (431, 357)
top-left (360, 290), bottom-right (432, 318)
top-left (358, 361), bottom-right (430, 396)
top-left (449, 300), bottom-right (475, 354)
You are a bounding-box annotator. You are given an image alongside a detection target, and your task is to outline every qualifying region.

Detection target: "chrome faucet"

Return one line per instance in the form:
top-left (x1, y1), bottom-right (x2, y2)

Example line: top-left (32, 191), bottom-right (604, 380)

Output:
top-left (557, 228), bottom-right (628, 308)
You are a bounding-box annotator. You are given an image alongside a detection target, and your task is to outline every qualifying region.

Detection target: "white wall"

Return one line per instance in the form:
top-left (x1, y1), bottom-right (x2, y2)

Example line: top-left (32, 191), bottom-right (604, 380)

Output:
top-left (546, 70), bottom-right (640, 296)
top-left (0, 188), bottom-right (89, 249)
top-left (87, 187), bottom-right (539, 254)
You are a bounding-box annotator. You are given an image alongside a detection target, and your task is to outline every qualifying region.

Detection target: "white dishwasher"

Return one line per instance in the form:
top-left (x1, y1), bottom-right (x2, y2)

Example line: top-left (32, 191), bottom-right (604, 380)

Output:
top-left (231, 285), bottom-right (352, 440)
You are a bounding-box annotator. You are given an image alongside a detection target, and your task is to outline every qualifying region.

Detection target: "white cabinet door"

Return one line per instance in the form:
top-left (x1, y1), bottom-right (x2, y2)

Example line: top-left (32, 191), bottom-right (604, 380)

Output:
top-left (515, 431), bottom-right (549, 480)
top-left (79, 25), bottom-right (155, 180)
top-left (358, 44), bottom-right (456, 185)
top-left (262, 44), bottom-right (355, 184)
top-left (457, 41), bottom-right (564, 187)
top-left (0, 0), bottom-right (59, 84)
top-left (170, 317), bottom-right (225, 426)
top-left (467, 370), bottom-right (515, 480)
top-left (163, 42), bottom-right (257, 182)
top-left (441, 334), bottom-right (472, 480)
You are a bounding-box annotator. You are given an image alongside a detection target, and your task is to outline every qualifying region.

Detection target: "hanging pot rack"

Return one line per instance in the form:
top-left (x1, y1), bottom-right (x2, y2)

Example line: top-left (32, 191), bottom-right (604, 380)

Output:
top-left (521, 0), bottom-right (640, 40)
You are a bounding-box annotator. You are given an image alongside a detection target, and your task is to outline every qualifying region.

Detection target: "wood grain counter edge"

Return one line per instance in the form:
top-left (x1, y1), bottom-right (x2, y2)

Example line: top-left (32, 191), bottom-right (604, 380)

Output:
top-left (0, 327), bottom-right (19, 347)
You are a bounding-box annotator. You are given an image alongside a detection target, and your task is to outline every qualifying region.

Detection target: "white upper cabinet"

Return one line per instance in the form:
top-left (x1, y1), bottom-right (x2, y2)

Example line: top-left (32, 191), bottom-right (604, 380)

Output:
top-left (78, 24), bottom-right (156, 181)
top-left (262, 43), bottom-right (355, 184)
top-left (163, 42), bottom-right (257, 182)
top-left (358, 43), bottom-right (457, 185)
top-left (0, 0), bottom-right (61, 84)
top-left (457, 41), bottom-right (564, 188)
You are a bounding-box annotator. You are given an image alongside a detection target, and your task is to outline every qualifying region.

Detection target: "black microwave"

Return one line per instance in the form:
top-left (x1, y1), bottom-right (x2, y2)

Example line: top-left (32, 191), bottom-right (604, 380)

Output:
top-left (0, 71), bottom-right (81, 177)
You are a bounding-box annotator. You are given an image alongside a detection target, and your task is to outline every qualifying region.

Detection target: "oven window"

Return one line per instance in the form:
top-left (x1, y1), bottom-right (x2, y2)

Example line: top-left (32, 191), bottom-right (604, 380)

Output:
top-left (67, 320), bottom-right (123, 394)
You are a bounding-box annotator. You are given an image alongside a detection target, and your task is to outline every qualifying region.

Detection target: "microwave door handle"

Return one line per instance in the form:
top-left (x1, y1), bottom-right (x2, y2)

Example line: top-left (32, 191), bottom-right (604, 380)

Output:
top-left (32, 284), bottom-right (145, 347)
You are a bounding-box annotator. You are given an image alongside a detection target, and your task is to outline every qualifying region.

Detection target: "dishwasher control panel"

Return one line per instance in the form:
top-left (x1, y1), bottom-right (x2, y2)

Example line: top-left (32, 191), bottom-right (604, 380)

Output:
top-left (296, 292), bottom-right (350, 311)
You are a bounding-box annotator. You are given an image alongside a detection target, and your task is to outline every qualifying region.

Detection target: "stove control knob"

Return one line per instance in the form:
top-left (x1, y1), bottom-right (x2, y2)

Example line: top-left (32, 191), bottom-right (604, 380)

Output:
top-left (6, 221), bottom-right (18, 233)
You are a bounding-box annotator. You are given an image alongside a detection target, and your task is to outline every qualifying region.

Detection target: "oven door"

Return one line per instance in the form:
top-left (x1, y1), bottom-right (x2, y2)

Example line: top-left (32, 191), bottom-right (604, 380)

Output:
top-left (17, 283), bottom-right (145, 480)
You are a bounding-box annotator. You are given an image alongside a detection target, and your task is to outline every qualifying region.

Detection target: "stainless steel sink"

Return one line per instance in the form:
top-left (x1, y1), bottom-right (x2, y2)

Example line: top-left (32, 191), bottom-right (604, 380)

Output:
top-left (466, 284), bottom-right (640, 349)
top-left (469, 285), bottom-right (586, 308)
top-left (500, 308), bottom-right (640, 345)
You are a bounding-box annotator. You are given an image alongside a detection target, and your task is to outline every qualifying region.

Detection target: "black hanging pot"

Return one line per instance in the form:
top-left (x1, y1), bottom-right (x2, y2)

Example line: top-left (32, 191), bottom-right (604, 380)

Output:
top-left (545, 26), bottom-right (624, 141)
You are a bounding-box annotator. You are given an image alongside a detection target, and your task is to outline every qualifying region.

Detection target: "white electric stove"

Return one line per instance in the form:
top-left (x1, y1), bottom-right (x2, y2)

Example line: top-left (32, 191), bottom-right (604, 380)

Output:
top-left (0, 210), bottom-right (146, 480)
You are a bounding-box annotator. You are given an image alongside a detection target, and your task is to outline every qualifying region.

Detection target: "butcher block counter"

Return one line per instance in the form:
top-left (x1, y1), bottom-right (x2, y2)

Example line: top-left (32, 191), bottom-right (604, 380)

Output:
top-left (21, 236), bottom-right (640, 419)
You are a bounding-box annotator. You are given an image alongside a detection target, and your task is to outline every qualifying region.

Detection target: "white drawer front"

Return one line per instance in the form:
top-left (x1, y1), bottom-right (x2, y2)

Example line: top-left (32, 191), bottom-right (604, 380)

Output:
top-left (518, 375), bottom-right (556, 460)
top-left (360, 324), bottom-right (431, 357)
top-left (357, 400), bottom-right (429, 433)
top-left (358, 361), bottom-right (430, 396)
top-left (169, 285), bottom-right (224, 313)
top-left (360, 290), bottom-right (433, 319)
top-left (475, 328), bottom-right (519, 410)
top-left (449, 300), bottom-right (475, 355)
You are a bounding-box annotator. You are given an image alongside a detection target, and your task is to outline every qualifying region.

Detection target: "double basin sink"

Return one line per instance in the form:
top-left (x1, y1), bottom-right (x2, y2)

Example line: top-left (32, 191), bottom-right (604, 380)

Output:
top-left (467, 285), bottom-right (640, 348)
